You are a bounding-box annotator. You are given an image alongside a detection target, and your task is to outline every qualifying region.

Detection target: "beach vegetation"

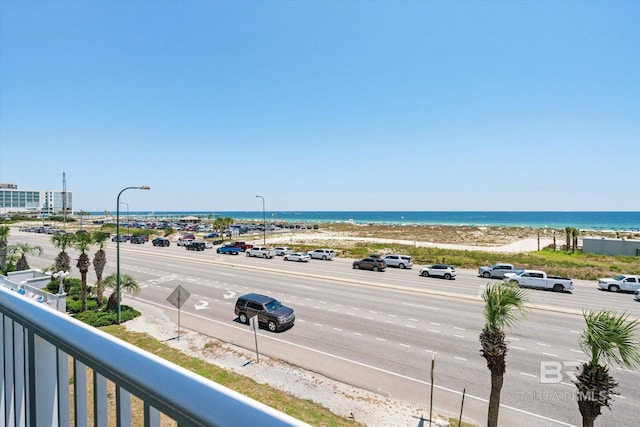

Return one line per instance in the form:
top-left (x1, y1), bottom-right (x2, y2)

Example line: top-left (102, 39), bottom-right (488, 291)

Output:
top-left (296, 242), bottom-right (640, 280)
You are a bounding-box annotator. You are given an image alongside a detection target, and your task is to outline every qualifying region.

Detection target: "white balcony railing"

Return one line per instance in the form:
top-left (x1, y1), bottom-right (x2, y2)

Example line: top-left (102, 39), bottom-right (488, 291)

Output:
top-left (1, 285), bottom-right (309, 427)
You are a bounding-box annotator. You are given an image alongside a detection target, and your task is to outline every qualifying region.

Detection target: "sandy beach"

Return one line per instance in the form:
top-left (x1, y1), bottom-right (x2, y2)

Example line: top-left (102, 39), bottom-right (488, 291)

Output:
top-left (254, 223), bottom-right (563, 253)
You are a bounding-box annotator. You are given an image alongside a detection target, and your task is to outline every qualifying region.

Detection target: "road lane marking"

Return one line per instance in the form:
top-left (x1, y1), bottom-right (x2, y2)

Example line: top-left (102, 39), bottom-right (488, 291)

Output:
top-left (314, 323), bottom-right (323, 327)
top-left (430, 322), bottom-right (440, 326)
top-left (569, 349), bottom-right (582, 353)
top-left (409, 318), bottom-right (419, 322)
top-left (536, 343), bottom-right (551, 347)
top-left (454, 327), bottom-right (465, 331)
top-left (400, 344), bottom-right (411, 348)
top-left (333, 328), bottom-right (343, 332)
top-left (520, 372), bottom-right (537, 378)
top-left (401, 302), bottom-right (440, 311)
top-left (376, 338), bottom-right (386, 342)
top-left (454, 357), bottom-right (467, 362)
top-left (405, 325), bottom-right (417, 328)
top-left (427, 329), bottom-right (441, 334)
top-left (543, 352), bottom-right (559, 358)
top-left (511, 346), bottom-right (525, 350)
top-left (384, 320), bottom-right (395, 324)
top-left (454, 335), bottom-right (465, 339)
top-left (134, 298), bottom-right (579, 427)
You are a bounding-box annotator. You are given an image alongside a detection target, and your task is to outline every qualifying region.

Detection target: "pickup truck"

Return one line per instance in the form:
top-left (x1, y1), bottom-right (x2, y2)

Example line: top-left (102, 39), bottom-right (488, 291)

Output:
top-left (597, 275), bottom-right (640, 293)
top-left (232, 241), bottom-right (254, 252)
top-left (216, 245), bottom-right (241, 255)
top-left (503, 270), bottom-right (573, 292)
top-left (478, 263), bottom-right (522, 279)
top-left (246, 246), bottom-right (276, 259)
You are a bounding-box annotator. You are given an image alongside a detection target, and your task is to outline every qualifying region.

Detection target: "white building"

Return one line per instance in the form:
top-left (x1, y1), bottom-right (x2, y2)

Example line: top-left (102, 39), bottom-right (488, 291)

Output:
top-left (0, 183), bottom-right (73, 215)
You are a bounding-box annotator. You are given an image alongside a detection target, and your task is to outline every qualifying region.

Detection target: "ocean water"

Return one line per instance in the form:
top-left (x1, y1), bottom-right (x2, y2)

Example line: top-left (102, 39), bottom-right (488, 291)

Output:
top-left (97, 211), bottom-right (640, 231)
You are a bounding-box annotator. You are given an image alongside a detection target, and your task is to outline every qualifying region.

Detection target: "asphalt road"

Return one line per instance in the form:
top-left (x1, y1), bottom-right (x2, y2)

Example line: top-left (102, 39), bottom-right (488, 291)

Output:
top-left (11, 231), bottom-right (640, 427)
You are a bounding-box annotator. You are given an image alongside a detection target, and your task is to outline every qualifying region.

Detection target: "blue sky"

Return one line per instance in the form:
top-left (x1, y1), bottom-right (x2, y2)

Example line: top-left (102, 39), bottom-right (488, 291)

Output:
top-left (1, 0), bottom-right (638, 212)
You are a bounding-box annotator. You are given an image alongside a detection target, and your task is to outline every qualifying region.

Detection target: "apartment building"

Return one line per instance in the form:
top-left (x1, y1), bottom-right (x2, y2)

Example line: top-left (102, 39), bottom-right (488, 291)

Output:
top-left (0, 183), bottom-right (73, 215)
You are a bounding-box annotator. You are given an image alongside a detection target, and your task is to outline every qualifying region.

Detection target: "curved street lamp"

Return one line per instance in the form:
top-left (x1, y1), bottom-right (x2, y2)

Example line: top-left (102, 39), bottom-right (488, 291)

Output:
top-left (117, 185), bottom-right (150, 324)
top-left (120, 201), bottom-right (130, 237)
top-left (256, 195), bottom-right (266, 246)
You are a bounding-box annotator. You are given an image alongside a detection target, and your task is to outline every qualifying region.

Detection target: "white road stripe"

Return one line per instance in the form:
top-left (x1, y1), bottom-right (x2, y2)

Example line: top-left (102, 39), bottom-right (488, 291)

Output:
top-left (520, 372), bottom-right (537, 378)
top-left (454, 357), bottom-right (467, 362)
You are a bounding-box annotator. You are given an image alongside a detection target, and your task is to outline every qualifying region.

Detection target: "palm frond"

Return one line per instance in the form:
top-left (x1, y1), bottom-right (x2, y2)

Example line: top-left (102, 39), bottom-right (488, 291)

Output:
top-left (580, 309), bottom-right (640, 369)
top-left (482, 283), bottom-right (529, 332)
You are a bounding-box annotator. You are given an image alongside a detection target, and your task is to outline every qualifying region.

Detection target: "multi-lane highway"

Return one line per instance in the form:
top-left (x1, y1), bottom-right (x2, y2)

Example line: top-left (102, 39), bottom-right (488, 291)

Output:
top-left (10, 231), bottom-right (640, 426)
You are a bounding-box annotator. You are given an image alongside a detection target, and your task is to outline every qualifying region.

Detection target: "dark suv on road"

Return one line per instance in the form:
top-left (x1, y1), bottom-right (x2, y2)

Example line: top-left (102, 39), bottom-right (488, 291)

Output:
top-left (130, 235), bottom-right (146, 244)
top-left (234, 293), bottom-right (295, 332)
top-left (186, 241), bottom-right (206, 251)
top-left (152, 237), bottom-right (170, 247)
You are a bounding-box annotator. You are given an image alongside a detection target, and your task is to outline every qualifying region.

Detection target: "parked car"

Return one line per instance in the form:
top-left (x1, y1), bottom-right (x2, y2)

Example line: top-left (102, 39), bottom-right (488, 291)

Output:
top-left (352, 257), bottom-right (386, 271)
top-left (274, 247), bottom-right (293, 256)
top-left (204, 241), bottom-right (214, 249)
top-left (597, 275), bottom-right (640, 293)
top-left (309, 249), bottom-right (335, 260)
top-left (177, 239), bottom-right (194, 247)
top-left (130, 236), bottom-right (146, 244)
top-left (204, 232), bottom-right (220, 238)
top-left (186, 241), bottom-right (206, 251)
top-left (180, 233), bottom-right (196, 241)
top-left (283, 252), bottom-right (311, 262)
top-left (234, 293), bottom-right (295, 332)
top-left (382, 254), bottom-right (413, 269)
top-left (478, 263), bottom-right (522, 279)
top-left (152, 237), bottom-right (170, 247)
top-left (419, 264), bottom-right (457, 280)
top-left (112, 235), bottom-right (131, 242)
top-left (503, 270), bottom-right (573, 292)
top-left (216, 245), bottom-right (241, 255)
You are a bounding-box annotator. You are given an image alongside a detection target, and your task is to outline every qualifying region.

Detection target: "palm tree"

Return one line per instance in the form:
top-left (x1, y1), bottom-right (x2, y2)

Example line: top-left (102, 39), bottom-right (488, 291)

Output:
top-left (103, 273), bottom-right (139, 311)
top-left (92, 231), bottom-right (110, 308)
top-left (575, 309), bottom-right (640, 427)
top-left (10, 242), bottom-right (43, 270)
top-left (73, 232), bottom-right (93, 312)
top-left (565, 226), bottom-right (573, 251)
top-left (0, 225), bottom-right (10, 272)
top-left (479, 283), bottom-right (529, 427)
top-left (51, 233), bottom-right (75, 273)
top-left (572, 228), bottom-right (580, 253)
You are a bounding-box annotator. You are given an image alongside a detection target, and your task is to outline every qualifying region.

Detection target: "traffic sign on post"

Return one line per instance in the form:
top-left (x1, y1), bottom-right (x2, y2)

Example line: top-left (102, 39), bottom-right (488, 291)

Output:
top-left (166, 285), bottom-right (191, 340)
top-left (249, 316), bottom-right (260, 363)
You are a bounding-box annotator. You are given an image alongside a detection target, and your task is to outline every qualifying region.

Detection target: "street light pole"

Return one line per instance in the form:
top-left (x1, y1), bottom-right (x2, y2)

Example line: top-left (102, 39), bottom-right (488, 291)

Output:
top-left (117, 185), bottom-right (150, 324)
top-left (256, 195), bottom-right (265, 246)
top-left (120, 201), bottom-right (130, 237)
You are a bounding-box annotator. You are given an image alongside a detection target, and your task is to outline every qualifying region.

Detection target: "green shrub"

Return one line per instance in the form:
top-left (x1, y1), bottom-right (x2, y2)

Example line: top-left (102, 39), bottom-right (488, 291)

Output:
top-left (67, 298), bottom-right (98, 314)
top-left (73, 305), bottom-right (140, 327)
